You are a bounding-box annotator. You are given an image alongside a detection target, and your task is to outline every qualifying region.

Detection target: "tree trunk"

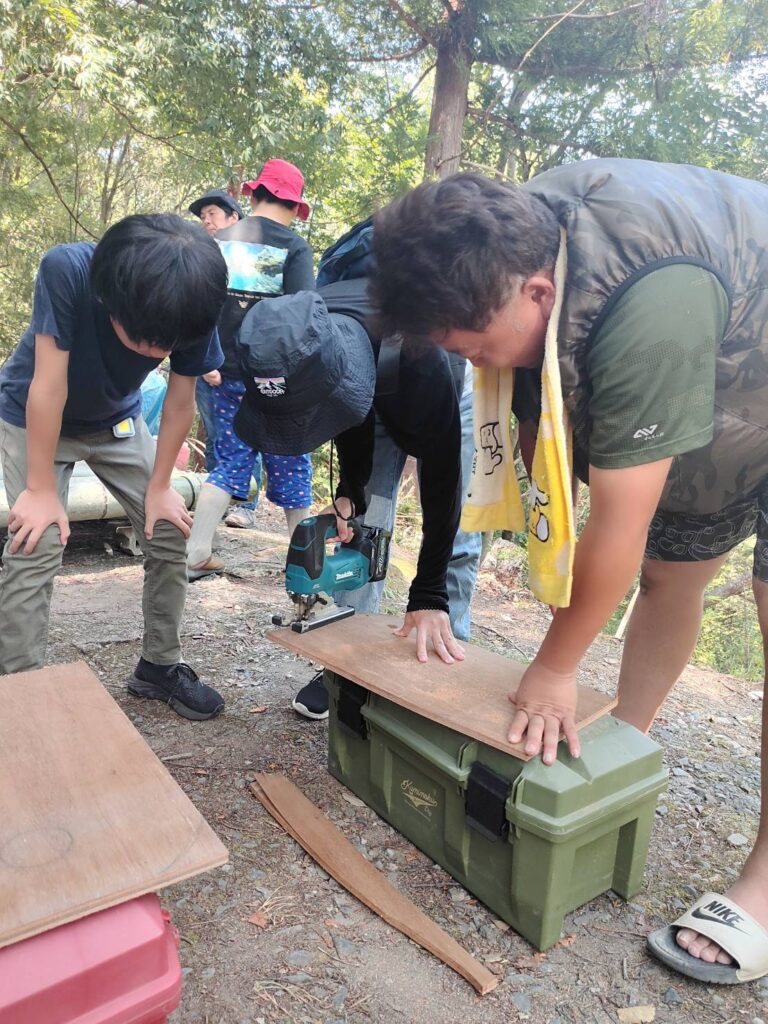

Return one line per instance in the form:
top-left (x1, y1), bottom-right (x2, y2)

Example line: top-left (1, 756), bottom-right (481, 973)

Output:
top-left (424, 5), bottom-right (476, 179)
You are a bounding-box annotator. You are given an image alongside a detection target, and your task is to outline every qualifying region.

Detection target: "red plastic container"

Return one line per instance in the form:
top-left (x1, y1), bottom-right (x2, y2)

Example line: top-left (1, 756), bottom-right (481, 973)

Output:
top-left (0, 894), bottom-right (181, 1024)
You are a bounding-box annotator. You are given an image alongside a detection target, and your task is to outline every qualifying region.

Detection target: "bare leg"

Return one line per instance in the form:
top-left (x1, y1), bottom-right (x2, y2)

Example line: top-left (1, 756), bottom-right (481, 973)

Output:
top-left (614, 555), bottom-right (728, 732)
top-left (676, 576), bottom-right (768, 964)
top-left (284, 506), bottom-right (311, 537)
top-left (187, 482), bottom-right (231, 568)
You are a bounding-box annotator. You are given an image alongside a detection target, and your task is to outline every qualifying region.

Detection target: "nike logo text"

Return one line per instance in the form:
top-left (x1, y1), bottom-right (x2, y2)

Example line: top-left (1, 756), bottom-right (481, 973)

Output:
top-left (691, 900), bottom-right (747, 933)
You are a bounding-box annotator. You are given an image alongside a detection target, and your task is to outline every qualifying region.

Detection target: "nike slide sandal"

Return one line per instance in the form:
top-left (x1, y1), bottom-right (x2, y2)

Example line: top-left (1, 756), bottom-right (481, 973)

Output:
top-left (647, 892), bottom-right (768, 984)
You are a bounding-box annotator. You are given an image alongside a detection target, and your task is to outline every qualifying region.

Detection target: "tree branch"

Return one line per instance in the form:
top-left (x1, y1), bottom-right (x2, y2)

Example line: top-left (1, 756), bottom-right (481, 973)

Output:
top-left (468, 0), bottom-right (590, 129)
top-left (381, 61), bottom-right (437, 117)
top-left (477, 47), bottom-right (768, 77)
top-left (515, 0), bottom-right (590, 73)
top-left (514, 85), bottom-right (609, 173)
top-left (467, 105), bottom-right (518, 128)
top-left (347, 39), bottom-right (429, 63)
top-left (525, 1), bottom-right (642, 19)
top-left (704, 571), bottom-right (754, 609)
top-left (359, 61), bottom-right (437, 125)
top-left (386, 0), bottom-right (437, 45)
top-left (461, 158), bottom-right (517, 181)
top-left (101, 96), bottom-right (201, 160)
top-left (0, 115), bottom-right (98, 239)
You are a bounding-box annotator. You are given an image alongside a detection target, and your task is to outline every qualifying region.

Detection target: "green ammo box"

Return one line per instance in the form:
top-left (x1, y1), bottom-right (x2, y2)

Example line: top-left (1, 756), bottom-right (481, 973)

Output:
top-left (326, 670), bottom-right (667, 951)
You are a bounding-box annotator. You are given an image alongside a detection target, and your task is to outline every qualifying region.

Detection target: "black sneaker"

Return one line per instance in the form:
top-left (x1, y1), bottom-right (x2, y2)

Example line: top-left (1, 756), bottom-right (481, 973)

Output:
top-left (291, 671), bottom-right (329, 720)
top-left (128, 658), bottom-right (225, 721)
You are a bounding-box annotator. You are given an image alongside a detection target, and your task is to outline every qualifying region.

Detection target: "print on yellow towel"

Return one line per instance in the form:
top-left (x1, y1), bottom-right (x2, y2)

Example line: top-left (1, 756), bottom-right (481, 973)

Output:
top-left (460, 229), bottom-right (575, 607)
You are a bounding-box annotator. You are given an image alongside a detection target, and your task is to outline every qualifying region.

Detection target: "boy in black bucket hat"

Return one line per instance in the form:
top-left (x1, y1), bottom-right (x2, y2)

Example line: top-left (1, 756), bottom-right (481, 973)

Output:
top-left (235, 280), bottom-right (479, 719)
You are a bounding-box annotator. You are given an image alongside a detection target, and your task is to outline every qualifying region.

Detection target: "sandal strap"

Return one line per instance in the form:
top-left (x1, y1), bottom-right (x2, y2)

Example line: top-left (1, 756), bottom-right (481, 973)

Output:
top-left (673, 892), bottom-right (768, 980)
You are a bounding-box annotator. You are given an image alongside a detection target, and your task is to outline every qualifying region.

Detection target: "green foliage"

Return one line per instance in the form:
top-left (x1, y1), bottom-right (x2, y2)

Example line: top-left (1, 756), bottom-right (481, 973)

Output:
top-left (2, 0), bottom-right (768, 683)
top-left (695, 542), bottom-right (764, 681)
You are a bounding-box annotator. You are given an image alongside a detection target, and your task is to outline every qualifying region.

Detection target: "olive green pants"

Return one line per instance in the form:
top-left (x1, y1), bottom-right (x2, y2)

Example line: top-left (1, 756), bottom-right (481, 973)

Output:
top-left (0, 418), bottom-right (187, 674)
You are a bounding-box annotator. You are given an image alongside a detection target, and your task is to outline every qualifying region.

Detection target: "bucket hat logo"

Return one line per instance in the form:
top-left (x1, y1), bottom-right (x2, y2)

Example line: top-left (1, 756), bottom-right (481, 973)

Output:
top-left (253, 376), bottom-right (287, 397)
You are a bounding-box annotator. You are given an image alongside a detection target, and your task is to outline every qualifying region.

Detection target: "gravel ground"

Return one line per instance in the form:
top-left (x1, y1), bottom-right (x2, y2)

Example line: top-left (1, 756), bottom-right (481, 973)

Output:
top-left (36, 504), bottom-right (767, 1024)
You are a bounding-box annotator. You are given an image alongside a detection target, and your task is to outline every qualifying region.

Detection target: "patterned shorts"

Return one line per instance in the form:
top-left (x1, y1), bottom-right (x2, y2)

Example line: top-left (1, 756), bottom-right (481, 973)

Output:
top-left (206, 378), bottom-right (313, 509)
top-left (645, 478), bottom-right (768, 581)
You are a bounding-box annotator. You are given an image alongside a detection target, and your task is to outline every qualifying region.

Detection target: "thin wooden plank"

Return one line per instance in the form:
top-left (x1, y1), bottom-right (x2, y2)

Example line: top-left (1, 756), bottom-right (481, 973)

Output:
top-left (268, 614), bottom-right (616, 759)
top-left (0, 661), bottom-right (228, 949)
top-left (251, 774), bottom-right (499, 995)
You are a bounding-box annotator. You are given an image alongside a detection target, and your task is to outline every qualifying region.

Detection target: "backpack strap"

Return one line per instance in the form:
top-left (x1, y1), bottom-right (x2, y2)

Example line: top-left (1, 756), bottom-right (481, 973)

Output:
top-left (375, 333), bottom-right (402, 398)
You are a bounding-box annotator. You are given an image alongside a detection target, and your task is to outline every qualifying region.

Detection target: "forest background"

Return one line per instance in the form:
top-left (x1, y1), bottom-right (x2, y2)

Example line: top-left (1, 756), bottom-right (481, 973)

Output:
top-left (2, 0), bottom-right (768, 678)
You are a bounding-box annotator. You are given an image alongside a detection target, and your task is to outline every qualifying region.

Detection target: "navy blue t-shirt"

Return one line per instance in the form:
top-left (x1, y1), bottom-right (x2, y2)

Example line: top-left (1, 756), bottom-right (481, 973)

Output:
top-left (0, 242), bottom-right (223, 435)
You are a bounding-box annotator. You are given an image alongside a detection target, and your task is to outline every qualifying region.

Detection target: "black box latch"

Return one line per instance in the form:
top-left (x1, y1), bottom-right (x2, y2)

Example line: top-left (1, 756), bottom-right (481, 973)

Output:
top-left (465, 763), bottom-right (511, 841)
top-left (336, 677), bottom-right (370, 739)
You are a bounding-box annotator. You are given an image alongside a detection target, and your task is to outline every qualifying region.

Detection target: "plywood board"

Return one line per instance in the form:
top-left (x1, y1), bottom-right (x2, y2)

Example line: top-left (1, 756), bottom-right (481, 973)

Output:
top-left (269, 614), bottom-right (616, 760)
top-left (251, 774), bottom-right (499, 995)
top-left (0, 661), bottom-right (228, 949)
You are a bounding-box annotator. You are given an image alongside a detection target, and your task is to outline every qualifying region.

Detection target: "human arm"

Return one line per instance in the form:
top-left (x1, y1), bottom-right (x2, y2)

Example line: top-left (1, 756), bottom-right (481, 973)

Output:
top-left (332, 415), bottom-right (375, 541)
top-left (393, 415), bottom-right (465, 665)
top-left (144, 371), bottom-right (196, 539)
top-left (509, 458), bottom-right (671, 762)
top-left (510, 264), bottom-right (727, 762)
top-left (7, 334), bottom-right (70, 554)
top-left (202, 369), bottom-right (221, 386)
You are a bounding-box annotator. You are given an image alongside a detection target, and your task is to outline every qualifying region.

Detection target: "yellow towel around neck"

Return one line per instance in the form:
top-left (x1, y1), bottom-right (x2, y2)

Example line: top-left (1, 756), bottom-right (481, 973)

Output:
top-left (460, 229), bottom-right (575, 607)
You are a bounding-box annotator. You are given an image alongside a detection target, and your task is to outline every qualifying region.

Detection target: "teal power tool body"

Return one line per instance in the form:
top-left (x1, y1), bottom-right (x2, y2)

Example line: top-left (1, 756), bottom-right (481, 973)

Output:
top-left (273, 513), bottom-right (391, 632)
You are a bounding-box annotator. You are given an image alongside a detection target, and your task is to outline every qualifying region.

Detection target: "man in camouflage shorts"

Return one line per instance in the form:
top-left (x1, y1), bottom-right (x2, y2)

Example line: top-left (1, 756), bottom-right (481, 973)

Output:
top-left (369, 160), bottom-right (768, 983)
top-left (646, 481), bottom-right (768, 576)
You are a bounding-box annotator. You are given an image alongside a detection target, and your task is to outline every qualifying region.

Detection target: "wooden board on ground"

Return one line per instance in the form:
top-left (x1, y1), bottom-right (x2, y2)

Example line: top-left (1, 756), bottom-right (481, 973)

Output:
top-left (251, 773), bottom-right (499, 995)
top-left (0, 661), bottom-right (227, 949)
top-left (268, 614), bottom-right (616, 760)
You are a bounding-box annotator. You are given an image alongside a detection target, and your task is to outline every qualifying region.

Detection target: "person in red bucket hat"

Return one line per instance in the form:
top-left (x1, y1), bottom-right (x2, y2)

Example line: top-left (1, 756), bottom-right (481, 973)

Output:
top-left (185, 159), bottom-right (315, 576)
top-left (242, 159), bottom-right (311, 222)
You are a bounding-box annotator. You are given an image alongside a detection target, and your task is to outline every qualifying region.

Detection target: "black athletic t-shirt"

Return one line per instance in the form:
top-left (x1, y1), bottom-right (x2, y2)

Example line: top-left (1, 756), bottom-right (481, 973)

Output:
top-left (321, 279), bottom-right (465, 614)
top-left (214, 216), bottom-right (315, 379)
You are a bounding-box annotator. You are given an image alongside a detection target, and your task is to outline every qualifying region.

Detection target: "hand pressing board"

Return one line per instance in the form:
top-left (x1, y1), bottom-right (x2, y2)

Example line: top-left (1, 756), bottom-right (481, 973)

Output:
top-left (268, 614), bottom-right (616, 760)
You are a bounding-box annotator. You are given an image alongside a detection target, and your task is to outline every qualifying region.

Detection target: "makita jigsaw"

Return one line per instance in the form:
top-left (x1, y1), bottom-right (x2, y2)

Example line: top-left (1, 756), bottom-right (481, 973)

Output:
top-left (272, 513), bottom-right (391, 632)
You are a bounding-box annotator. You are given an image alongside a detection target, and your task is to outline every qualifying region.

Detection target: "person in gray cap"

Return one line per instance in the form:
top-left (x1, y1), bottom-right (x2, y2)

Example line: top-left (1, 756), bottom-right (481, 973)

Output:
top-left (188, 188), bottom-right (243, 237)
top-left (235, 282), bottom-right (477, 719)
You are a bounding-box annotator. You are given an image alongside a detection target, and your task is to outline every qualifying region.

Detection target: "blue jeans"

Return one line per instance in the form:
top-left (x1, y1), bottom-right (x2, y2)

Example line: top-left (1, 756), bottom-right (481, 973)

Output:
top-left (196, 377), bottom-right (258, 510)
top-left (334, 371), bottom-right (481, 641)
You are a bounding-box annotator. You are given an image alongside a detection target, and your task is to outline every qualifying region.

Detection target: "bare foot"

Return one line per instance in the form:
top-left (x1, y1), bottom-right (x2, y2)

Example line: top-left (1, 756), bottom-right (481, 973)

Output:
top-left (676, 857), bottom-right (768, 965)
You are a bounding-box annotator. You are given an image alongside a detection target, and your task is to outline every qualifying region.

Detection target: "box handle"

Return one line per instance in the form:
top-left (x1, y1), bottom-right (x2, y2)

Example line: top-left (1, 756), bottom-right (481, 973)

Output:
top-left (336, 678), bottom-right (370, 738)
top-left (465, 763), bottom-right (512, 842)
top-left (361, 701), bottom-right (471, 784)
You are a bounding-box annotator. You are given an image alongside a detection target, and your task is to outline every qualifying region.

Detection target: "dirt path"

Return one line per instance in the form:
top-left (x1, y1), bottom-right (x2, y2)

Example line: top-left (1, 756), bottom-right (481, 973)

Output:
top-left (43, 507), bottom-right (767, 1024)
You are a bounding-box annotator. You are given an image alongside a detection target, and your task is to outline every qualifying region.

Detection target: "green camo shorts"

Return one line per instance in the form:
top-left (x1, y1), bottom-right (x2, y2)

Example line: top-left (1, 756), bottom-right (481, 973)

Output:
top-left (645, 479), bottom-right (768, 580)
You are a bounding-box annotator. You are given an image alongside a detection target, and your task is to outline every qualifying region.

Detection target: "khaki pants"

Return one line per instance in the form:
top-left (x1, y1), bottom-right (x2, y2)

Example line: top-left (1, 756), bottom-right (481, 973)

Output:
top-left (0, 418), bottom-right (187, 674)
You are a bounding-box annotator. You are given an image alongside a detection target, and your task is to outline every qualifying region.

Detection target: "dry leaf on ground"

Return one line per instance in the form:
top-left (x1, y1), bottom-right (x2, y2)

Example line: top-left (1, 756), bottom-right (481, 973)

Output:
top-left (617, 1007), bottom-right (655, 1024)
top-left (514, 952), bottom-right (547, 970)
top-left (247, 911), bottom-right (269, 929)
top-left (249, 706), bottom-right (268, 714)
